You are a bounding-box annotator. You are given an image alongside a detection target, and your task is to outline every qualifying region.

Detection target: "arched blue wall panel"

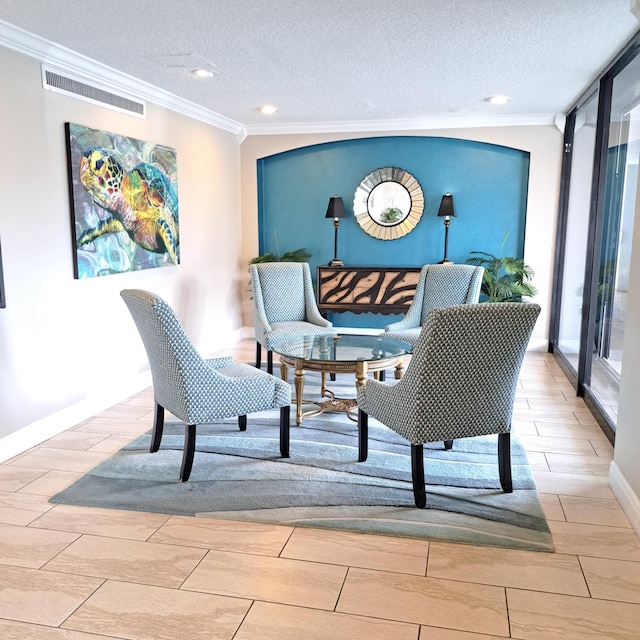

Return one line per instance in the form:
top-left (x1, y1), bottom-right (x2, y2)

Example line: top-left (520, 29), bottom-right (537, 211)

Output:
top-left (257, 136), bottom-right (530, 328)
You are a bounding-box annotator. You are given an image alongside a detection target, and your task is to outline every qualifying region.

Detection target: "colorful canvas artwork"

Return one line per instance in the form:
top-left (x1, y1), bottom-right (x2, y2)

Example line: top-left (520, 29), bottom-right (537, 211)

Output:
top-left (66, 123), bottom-right (179, 279)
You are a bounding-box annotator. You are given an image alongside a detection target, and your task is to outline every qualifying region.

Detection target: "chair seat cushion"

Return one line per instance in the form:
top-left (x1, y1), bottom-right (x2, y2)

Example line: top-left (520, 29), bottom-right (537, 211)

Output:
top-left (383, 328), bottom-right (420, 349)
top-left (209, 363), bottom-right (292, 415)
top-left (261, 321), bottom-right (336, 350)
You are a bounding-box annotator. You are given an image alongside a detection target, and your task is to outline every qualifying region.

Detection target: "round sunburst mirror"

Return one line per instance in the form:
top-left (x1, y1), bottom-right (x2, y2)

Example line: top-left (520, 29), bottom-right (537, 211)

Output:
top-left (353, 166), bottom-right (424, 240)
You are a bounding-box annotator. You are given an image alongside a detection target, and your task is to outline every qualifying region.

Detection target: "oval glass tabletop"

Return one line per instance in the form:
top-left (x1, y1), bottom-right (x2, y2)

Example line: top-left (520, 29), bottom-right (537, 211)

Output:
top-left (274, 334), bottom-right (412, 362)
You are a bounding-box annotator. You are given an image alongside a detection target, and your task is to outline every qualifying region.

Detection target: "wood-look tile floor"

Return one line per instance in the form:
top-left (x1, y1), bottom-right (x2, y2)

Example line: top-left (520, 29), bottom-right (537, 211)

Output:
top-left (1, 340), bottom-right (639, 639)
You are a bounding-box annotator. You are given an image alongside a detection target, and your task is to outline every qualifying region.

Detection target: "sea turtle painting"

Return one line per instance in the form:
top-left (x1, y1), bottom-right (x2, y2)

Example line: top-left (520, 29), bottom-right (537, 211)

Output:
top-left (67, 123), bottom-right (179, 278)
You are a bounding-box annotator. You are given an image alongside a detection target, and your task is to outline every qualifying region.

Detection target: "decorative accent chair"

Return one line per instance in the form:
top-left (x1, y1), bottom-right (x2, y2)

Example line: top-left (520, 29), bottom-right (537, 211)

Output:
top-left (357, 302), bottom-right (541, 508)
top-left (383, 264), bottom-right (484, 349)
top-left (249, 262), bottom-right (336, 374)
top-left (120, 289), bottom-right (291, 482)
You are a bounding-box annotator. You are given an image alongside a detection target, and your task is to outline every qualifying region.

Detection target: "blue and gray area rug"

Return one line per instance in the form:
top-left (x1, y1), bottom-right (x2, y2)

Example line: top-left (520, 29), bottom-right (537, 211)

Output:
top-left (51, 374), bottom-right (553, 552)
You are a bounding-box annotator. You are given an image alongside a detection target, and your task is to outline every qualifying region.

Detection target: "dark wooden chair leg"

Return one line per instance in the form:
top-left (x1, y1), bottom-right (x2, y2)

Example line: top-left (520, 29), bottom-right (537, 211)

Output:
top-left (411, 444), bottom-right (426, 508)
top-left (358, 409), bottom-right (369, 462)
top-left (238, 415), bottom-right (247, 431)
top-left (150, 403), bottom-right (164, 453)
top-left (498, 432), bottom-right (513, 493)
top-left (444, 439), bottom-right (453, 450)
top-left (267, 350), bottom-right (273, 374)
top-left (180, 424), bottom-right (197, 482)
top-left (279, 405), bottom-right (290, 458)
top-left (255, 342), bottom-right (262, 369)
top-left (330, 373), bottom-right (336, 382)
top-left (379, 370), bottom-right (386, 382)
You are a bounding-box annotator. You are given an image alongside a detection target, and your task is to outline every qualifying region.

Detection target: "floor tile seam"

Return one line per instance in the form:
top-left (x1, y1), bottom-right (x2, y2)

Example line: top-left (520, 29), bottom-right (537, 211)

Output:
top-left (521, 432), bottom-right (597, 443)
top-left (233, 600), bottom-right (257, 637)
top-left (577, 555), bottom-right (640, 566)
top-left (42, 531), bottom-right (216, 562)
top-left (422, 567), bottom-right (590, 598)
top-left (173, 547), bottom-right (349, 597)
top-left (591, 442), bottom-right (615, 458)
top-left (37, 560), bottom-right (199, 591)
top-left (38, 574), bottom-right (107, 631)
top-left (277, 525), bottom-right (309, 560)
top-left (552, 515), bottom-right (634, 529)
top-left (239, 597), bottom-right (423, 633)
top-left (556, 492), bottom-right (624, 505)
top-left (197, 544), bottom-right (378, 573)
top-left (177, 584), bottom-right (333, 611)
top-left (544, 467), bottom-right (610, 478)
top-left (279, 551), bottom-right (428, 577)
top-left (355, 567), bottom-right (526, 595)
top-left (24, 520), bottom-right (173, 543)
top-left (0, 618), bottom-right (119, 637)
top-left (533, 433), bottom-right (611, 443)
top-left (148, 536), bottom-right (286, 557)
top-left (505, 584), bottom-right (640, 610)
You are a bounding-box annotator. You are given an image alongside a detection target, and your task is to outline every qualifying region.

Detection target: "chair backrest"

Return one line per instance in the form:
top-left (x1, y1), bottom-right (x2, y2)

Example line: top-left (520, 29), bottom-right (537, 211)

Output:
top-left (400, 302), bottom-right (540, 443)
top-left (249, 262), bottom-right (315, 323)
top-left (418, 264), bottom-right (484, 323)
top-left (120, 289), bottom-right (211, 419)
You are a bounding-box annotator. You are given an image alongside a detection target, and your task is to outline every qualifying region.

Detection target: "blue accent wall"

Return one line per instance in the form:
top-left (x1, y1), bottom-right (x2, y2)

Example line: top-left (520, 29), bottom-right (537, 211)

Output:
top-left (257, 135), bottom-right (530, 328)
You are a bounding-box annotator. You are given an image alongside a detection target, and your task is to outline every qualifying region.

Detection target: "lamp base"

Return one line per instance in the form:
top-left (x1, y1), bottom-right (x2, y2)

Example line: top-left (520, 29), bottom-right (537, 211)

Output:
top-left (328, 259), bottom-right (344, 266)
top-left (437, 259), bottom-right (453, 265)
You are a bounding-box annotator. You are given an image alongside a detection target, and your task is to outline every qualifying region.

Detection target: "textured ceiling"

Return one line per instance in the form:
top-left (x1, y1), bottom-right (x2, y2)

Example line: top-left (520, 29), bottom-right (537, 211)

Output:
top-left (0, 0), bottom-right (639, 133)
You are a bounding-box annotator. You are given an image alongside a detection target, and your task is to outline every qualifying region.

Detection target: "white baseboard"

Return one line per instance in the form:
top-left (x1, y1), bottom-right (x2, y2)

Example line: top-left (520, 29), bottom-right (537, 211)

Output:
top-left (609, 461), bottom-right (640, 536)
top-left (0, 371), bottom-right (152, 465)
top-left (1, 329), bottom-right (248, 465)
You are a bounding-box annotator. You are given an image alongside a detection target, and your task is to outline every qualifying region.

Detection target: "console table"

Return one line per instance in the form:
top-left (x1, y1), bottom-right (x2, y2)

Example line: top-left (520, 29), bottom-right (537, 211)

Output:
top-left (316, 266), bottom-right (421, 315)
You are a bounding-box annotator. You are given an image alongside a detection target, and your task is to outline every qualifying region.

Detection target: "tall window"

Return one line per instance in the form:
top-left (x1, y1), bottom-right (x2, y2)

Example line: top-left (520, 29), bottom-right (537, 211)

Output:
top-left (552, 36), bottom-right (640, 437)
top-left (556, 93), bottom-right (599, 370)
top-left (588, 54), bottom-right (640, 424)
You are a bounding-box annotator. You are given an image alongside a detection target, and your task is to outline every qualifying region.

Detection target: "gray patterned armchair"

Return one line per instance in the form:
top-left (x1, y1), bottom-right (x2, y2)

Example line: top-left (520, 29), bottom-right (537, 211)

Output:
top-left (121, 289), bottom-right (291, 482)
top-left (384, 264), bottom-right (484, 348)
top-left (358, 302), bottom-right (540, 508)
top-left (249, 262), bottom-right (336, 374)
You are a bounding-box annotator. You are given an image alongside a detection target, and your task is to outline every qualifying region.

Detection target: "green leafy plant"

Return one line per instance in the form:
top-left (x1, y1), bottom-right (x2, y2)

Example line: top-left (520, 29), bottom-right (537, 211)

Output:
top-left (380, 206), bottom-right (403, 223)
top-left (249, 230), bottom-right (311, 264)
top-left (249, 247), bottom-right (311, 264)
top-left (465, 232), bottom-right (537, 302)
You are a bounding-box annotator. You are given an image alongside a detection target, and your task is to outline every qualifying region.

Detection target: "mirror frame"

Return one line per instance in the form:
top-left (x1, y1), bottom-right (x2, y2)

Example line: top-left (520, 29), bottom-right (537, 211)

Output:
top-left (353, 166), bottom-right (424, 240)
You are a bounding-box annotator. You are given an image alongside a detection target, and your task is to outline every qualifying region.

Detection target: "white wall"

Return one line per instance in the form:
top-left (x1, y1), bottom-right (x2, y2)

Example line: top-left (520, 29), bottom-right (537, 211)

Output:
top-left (240, 126), bottom-right (564, 349)
top-left (610, 159), bottom-right (640, 533)
top-left (0, 46), bottom-right (243, 458)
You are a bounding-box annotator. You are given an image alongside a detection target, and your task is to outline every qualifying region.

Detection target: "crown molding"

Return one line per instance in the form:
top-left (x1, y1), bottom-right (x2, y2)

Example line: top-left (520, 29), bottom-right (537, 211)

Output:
top-left (0, 19), bottom-right (555, 142)
top-left (0, 19), bottom-right (245, 138)
top-left (244, 113), bottom-right (558, 136)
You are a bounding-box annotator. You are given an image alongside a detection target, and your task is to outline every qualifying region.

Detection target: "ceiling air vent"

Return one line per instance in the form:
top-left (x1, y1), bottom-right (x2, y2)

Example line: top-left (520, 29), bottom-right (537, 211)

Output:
top-left (42, 65), bottom-right (146, 118)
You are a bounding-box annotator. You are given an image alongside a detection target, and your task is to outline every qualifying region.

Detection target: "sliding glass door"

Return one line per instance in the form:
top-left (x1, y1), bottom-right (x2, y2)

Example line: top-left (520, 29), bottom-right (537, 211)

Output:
top-left (556, 93), bottom-right (599, 369)
top-left (588, 55), bottom-right (639, 424)
top-left (551, 35), bottom-right (640, 436)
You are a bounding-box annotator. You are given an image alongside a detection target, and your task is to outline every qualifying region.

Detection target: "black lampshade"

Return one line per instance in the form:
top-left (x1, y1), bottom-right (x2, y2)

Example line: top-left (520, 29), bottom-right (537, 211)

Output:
top-left (325, 194), bottom-right (347, 219)
top-left (437, 193), bottom-right (456, 218)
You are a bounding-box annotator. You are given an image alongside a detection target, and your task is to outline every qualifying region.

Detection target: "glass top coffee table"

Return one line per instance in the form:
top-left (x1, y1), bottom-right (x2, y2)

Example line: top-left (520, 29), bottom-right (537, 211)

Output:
top-left (274, 334), bottom-right (412, 425)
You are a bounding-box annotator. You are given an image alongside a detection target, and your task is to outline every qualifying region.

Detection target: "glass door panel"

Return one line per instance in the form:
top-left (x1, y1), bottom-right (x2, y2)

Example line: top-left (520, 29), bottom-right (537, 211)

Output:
top-left (589, 57), bottom-right (640, 425)
top-left (557, 92), bottom-right (600, 371)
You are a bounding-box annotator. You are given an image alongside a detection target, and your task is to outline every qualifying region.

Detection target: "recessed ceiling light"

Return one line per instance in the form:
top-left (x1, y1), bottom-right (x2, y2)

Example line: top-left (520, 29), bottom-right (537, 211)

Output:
top-left (258, 104), bottom-right (278, 115)
top-left (485, 95), bottom-right (511, 105)
top-left (192, 69), bottom-right (215, 79)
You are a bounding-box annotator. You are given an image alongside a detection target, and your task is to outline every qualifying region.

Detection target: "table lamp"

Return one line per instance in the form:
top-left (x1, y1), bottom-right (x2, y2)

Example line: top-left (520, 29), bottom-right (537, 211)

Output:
top-left (437, 193), bottom-right (456, 264)
top-left (326, 195), bottom-right (347, 266)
